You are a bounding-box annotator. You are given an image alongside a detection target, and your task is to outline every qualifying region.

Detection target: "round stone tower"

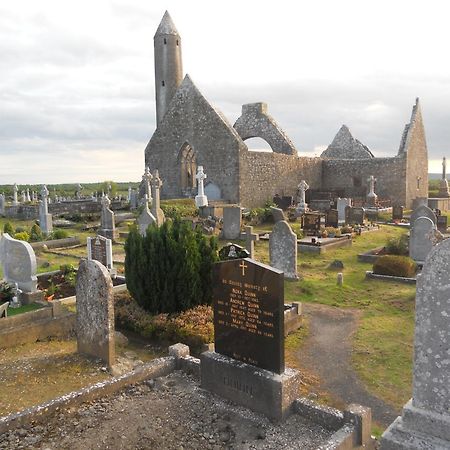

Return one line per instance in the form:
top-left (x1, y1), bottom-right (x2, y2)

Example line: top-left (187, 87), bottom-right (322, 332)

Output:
top-left (154, 11), bottom-right (183, 128)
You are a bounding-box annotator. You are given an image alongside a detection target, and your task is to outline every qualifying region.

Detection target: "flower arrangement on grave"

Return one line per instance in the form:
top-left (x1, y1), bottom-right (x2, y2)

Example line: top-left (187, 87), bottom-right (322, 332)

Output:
top-left (0, 281), bottom-right (14, 303)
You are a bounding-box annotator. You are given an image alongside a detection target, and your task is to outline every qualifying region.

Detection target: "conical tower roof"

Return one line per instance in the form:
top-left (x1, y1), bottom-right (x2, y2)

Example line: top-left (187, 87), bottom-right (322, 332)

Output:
top-left (154, 11), bottom-right (180, 37)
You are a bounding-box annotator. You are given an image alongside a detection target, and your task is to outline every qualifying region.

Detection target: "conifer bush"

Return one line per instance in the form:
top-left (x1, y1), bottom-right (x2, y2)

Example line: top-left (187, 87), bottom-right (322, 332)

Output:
top-left (125, 219), bottom-right (218, 314)
top-left (373, 255), bottom-right (417, 278)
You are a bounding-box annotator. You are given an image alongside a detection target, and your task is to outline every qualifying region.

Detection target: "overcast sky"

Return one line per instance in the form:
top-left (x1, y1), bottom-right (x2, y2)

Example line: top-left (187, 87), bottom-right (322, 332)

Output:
top-left (1, 0), bottom-right (450, 184)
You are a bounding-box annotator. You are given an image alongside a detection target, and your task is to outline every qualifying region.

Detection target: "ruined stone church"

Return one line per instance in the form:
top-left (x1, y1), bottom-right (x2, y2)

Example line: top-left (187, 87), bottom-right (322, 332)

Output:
top-left (145, 12), bottom-right (428, 208)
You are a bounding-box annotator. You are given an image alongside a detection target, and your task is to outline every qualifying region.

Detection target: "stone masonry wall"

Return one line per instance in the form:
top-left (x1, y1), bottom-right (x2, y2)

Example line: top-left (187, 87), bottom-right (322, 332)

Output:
top-left (239, 151), bottom-right (323, 208)
top-left (322, 156), bottom-right (407, 205)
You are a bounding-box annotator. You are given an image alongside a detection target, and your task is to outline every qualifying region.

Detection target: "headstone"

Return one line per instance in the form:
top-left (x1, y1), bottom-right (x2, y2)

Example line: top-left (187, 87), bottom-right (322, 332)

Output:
top-left (218, 243), bottom-right (250, 260)
top-left (325, 209), bottom-right (339, 228)
top-left (345, 206), bottom-right (365, 225)
top-left (337, 273), bottom-right (343, 286)
top-left (201, 257), bottom-right (301, 422)
top-left (381, 238), bottom-right (450, 449)
top-left (21, 191), bottom-right (26, 203)
top-left (0, 233), bottom-right (38, 293)
top-left (270, 206), bottom-right (286, 223)
top-left (337, 198), bottom-right (352, 224)
top-left (76, 183), bottom-right (83, 199)
top-left (213, 258), bottom-right (284, 373)
top-left (269, 220), bottom-right (298, 279)
top-left (39, 185), bottom-right (53, 234)
top-left (0, 194), bottom-right (5, 215)
top-left (244, 225), bottom-right (259, 259)
top-left (26, 188), bottom-right (31, 202)
top-left (392, 205), bottom-right (404, 221)
top-left (150, 169), bottom-right (165, 226)
top-left (295, 180), bottom-right (309, 214)
top-left (98, 194), bottom-right (117, 240)
top-left (76, 259), bottom-right (115, 368)
top-left (195, 165), bottom-right (208, 208)
top-left (302, 212), bottom-right (321, 233)
top-left (12, 183), bottom-right (18, 206)
top-left (410, 205), bottom-right (437, 227)
top-left (130, 189), bottom-right (138, 209)
top-left (127, 186), bottom-right (132, 202)
top-left (273, 195), bottom-right (294, 210)
top-left (87, 235), bottom-right (114, 270)
top-left (222, 206), bottom-right (242, 240)
top-left (138, 198), bottom-right (156, 236)
top-left (409, 216), bottom-right (435, 262)
top-left (437, 215), bottom-right (448, 233)
top-left (366, 175), bottom-right (378, 207)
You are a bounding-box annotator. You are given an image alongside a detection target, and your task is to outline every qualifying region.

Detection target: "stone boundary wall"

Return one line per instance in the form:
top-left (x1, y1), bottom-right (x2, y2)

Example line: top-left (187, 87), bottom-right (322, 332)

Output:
top-left (30, 236), bottom-right (80, 250)
top-left (239, 152), bottom-right (322, 208)
top-left (4, 205), bottom-right (38, 220)
top-left (322, 156), bottom-right (406, 207)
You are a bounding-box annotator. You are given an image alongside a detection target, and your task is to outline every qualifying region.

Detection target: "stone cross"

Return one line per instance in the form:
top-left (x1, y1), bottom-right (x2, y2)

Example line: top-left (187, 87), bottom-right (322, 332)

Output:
top-left (0, 194), bottom-right (5, 215)
top-left (21, 191), bottom-right (26, 203)
top-left (366, 175), bottom-right (378, 206)
top-left (138, 195), bottom-right (157, 236)
top-left (195, 165), bottom-right (208, 208)
top-left (39, 185), bottom-right (53, 234)
top-left (13, 183), bottom-right (18, 205)
top-left (142, 166), bottom-right (153, 204)
top-left (244, 225), bottom-right (259, 259)
top-left (150, 169), bottom-right (165, 227)
top-left (76, 183), bottom-right (83, 199)
top-left (99, 194), bottom-right (116, 240)
top-left (26, 188), bottom-right (31, 202)
top-left (40, 185), bottom-right (49, 213)
top-left (381, 238), bottom-right (450, 448)
top-left (297, 180), bottom-right (309, 205)
top-left (443, 157), bottom-right (447, 180)
top-left (127, 186), bottom-right (132, 201)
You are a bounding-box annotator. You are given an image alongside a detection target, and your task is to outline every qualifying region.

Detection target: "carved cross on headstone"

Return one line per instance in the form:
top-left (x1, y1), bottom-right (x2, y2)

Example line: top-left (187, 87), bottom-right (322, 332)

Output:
top-left (101, 193), bottom-right (111, 210)
top-left (195, 165), bottom-right (208, 207)
top-left (297, 180), bottom-right (309, 205)
top-left (142, 166), bottom-right (153, 204)
top-left (367, 175), bottom-right (376, 195)
top-left (244, 225), bottom-right (259, 259)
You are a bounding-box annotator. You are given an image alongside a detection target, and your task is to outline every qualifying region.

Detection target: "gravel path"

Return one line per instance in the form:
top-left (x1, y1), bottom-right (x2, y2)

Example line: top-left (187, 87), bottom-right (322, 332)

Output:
top-left (298, 303), bottom-right (399, 426)
top-left (0, 371), bottom-right (334, 450)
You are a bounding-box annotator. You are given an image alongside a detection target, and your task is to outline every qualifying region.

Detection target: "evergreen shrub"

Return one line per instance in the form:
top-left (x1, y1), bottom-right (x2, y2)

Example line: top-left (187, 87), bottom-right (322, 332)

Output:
top-left (30, 224), bottom-right (43, 242)
top-left (125, 219), bottom-right (218, 314)
top-left (373, 255), bottom-right (416, 278)
top-left (385, 234), bottom-right (408, 256)
top-left (3, 222), bottom-right (14, 235)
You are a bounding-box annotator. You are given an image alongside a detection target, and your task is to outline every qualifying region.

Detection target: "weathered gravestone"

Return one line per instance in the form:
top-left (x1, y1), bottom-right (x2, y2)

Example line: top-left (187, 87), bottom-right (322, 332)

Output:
top-left (87, 235), bottom-right (113, 270)
top-left (76, 259), bottom-right (115, 368)
top-left (138, 198), bottom-right (156, 236)
top-left (150, 169), bottom-right (165, 226)
top-left (436, 215), bottom-right (448, 233)
top-left (410, 204), bottom-right (436, 227)
top-left (222, 206), bottom-right (242, 240)
top-left (325, 209), bottom-right (339, 228)
top-left (0, 233), bottom-right (38, 295)
top-left (269, 220), bottom-right (298, 279)
top-left (201, 257), bottom-right (301, 421)
top-left (392, 205), bottom-right (404, 221)
top-left (381, 238), bottom-right (450, 449)
top-left (345, 206), bottom-right (365, 225)
top-left (244, 225), bottom-right (259, 259)
top-left (98, 194), bottom-right (117, 240)
top-left (409, 217), bottom-right (435, 262)
top-left (39, 184), bottom-right (53, 234)
top-left (0, 194), bottom-right (5, 215)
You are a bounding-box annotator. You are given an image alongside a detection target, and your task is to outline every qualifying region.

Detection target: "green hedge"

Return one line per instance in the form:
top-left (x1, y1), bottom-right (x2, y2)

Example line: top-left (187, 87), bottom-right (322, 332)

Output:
top-left (373, 255), bottom-right (417, 278)
top-left (125, 219), bottom-right (218, 314)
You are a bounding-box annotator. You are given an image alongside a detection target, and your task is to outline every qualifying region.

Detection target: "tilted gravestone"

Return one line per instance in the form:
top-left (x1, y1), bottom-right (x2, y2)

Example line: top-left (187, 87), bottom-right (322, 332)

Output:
top-left (381, 238), bottom-right (450, 449)
top-left (409, 217), bottom-right (435, 262)
top-left (410, 204), bottom-right (436, 227)
top-left (0, 233), bottom-right (38, 294)
top-left (76, 259), bottom-right (115, 368)
top-left (269, 220), bottom-right (298, 279)
top-left (270, 206), bottom-right (286, 222)
top-left (201, 257), bottom-right (301, 421)
top-left (222, 206), bottom-right (242, 240)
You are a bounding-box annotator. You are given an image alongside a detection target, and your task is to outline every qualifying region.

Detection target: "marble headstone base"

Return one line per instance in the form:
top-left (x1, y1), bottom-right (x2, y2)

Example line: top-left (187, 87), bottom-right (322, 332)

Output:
top-left (381, 399), bottom-right (450, 449)
top-left (200, 351), bottom-right (301, 422)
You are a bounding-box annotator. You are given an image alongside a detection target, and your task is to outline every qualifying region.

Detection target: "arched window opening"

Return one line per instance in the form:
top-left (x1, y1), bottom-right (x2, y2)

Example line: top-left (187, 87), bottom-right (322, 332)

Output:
top-left (179, 143), bottom-right (197, 196)
top-left (244, 137), bottom-right (273, 153)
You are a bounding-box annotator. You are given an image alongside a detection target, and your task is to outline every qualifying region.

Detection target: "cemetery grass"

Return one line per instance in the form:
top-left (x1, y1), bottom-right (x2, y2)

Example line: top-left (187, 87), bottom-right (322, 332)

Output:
top-left (5, 303), bottom-right (44, 316)
top-left (0, 339), bottom-right (163, 417)
top-left (252, 225), bottom-right (415, 413)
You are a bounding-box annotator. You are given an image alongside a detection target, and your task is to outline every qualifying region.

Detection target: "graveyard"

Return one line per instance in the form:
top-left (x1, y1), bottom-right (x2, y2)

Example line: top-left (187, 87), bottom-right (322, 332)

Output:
top-left (3, 6), bottom-right (450, 450)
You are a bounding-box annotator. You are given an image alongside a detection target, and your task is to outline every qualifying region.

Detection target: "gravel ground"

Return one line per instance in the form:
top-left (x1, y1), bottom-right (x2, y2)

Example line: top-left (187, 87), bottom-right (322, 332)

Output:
top-left (1, 371), bottom-right (334, 450)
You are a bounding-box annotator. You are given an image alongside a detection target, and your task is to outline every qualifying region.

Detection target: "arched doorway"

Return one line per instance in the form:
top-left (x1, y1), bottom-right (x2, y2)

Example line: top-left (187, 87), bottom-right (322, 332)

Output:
top-left (179, 143), bottom-right (197, 196)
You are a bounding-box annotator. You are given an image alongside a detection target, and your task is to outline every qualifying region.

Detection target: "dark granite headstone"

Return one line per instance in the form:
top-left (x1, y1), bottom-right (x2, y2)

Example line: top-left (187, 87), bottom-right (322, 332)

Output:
top-left (213, 258), bottom-right (284, 374)
top-left (90, 236), bottom-right (107, 266)
top-left (392, 205), bottom-right (404, 221)
top-left (325, 209), bottom-right (339, 228)
top-left (437, 215), bottom-right (448, 233)
top-left (345, 206), bottom-right (365, 225)
top-left (273, 195), bottom-right (294, 210)
top-left (301, 213), bottom-right (322, 233)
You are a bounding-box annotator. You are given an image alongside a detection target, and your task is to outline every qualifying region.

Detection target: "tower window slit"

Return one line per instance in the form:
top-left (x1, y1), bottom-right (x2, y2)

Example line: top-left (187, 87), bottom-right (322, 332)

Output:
top-left (164, 38), bottom-right (167, 44)
top-left (162, 80), bottom-right (165, 87)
